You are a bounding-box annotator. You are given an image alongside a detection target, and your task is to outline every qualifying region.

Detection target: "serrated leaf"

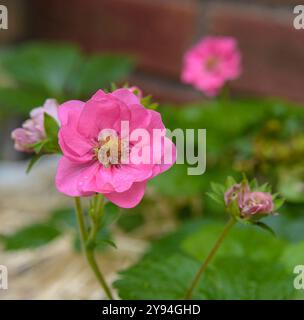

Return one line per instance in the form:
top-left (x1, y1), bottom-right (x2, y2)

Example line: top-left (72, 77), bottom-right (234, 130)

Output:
top-left (114, 220), bottom-right (302, 299)
top-left (114, 253), bottom-right (294, 300)
top-left (114, 254), bottom-right (201, 299)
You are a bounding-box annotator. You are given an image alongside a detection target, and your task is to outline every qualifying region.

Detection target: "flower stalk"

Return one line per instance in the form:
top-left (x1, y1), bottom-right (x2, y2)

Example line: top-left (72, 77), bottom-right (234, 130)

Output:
top-left (184, 217), bottom-right (236, 299)
top-left (74, 196), bottom-right (114, 300)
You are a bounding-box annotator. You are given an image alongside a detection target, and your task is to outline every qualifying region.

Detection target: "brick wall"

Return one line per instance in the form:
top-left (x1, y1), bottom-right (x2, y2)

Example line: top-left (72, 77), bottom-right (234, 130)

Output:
top-left (0, 0), bottom-right (27, 45)
top-left (27, 0), bottom-right (304, 104)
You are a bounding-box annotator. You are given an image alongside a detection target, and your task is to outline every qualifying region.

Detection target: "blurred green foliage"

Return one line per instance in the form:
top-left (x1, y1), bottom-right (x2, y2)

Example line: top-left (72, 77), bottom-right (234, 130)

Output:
top-left (0, 42), bottom-right (134, 117)
top-left (0, 204), bottom-right (120, 252)
top-left (152, 98), bottom-right (304, 211)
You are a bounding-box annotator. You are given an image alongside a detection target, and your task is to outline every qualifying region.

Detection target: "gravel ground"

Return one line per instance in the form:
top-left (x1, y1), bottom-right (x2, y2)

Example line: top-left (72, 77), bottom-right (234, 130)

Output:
top-left (0, 157), bottom-right (175, 299)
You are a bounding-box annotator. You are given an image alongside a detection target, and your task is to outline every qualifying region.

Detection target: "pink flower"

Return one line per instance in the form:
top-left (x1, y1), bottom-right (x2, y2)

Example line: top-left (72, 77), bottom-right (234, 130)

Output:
top-left (240, 191), bottom-right (274, 217)
top-left (55, 88), bottom-right (176, 208)
top-left (224, 183), bottom-right (274, 218)
top-left (181, 36), bottom-right (241, 97)
top-left (11, 99), bottom-right (59, 152)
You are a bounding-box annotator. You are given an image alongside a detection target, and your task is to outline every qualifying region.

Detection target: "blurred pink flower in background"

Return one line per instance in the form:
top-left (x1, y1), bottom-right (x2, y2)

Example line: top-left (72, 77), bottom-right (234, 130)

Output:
top-left (55, 88), bottom-right (176, 208)
top-left (11, 99), bottom-right (59, 152)
top-left (181, 36), bottom-right (241, 97)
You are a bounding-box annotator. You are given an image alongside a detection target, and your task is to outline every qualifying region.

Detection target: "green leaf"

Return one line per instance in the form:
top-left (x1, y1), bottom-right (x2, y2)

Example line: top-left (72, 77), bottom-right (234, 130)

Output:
top-left (102, 238), bottom-right (117, 249)
top-left (74, 227), bottom-right (113, 252)
top-left (280, 241), bottom-right (304, 299)
top-left (28, 139), bottom-right (48, 154)
top-left (181, 223), bottom-right (285, 263)
top-left (26, 154), bottom-right (43, 174)
top-left (44, 113), bottom-right (59, 141)
top-left (140, 95), bottom-right (159, 110)
top-left (114, 254), bottom-right (201, 299)
top-left (206, 192), bottom-right (223, 205)
top-left (249, 178), bottom-right (258, 190)
top-left (0, 224), bottom-right (61, 251)
top-left (253, 221), bottom-right (276, 237)
top-left (114, 253), bottom-right (293, 300)
top-left (280, 241), bottom-right (304, 271)
top-left (199, 256), bottom-right (293, 299)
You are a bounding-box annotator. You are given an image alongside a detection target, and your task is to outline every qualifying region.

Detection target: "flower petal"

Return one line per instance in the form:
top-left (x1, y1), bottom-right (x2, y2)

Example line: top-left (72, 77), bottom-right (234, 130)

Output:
top-left (104, 181), bottom-right (147, 208)
top-left (55, 156), bottom-right (96, 197)
top-left (77, 98), bottom-right (121, 138)
top-left (58, 126), bottom-right (94, 163)
top-left (112, 88), bottom-right (141, 105)
top-left (58, 100), bottom-right (84, 126)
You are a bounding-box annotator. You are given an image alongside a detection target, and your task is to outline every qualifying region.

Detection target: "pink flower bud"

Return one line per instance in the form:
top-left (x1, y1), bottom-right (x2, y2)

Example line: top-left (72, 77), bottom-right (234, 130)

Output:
top-left (224, 182), bottom-right (274, 218)
top-left (11, 99), bottom-right (59, 153)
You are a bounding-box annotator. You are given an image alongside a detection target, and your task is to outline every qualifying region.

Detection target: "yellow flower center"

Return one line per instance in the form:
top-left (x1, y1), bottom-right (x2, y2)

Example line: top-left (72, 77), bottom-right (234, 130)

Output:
top-left (95, 133), bottom-right (128, 168)
top-left (205, 57), bottom-right (219, 71)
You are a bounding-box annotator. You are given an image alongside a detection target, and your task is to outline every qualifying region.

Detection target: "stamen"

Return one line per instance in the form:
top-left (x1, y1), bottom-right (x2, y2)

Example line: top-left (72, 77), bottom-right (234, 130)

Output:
top-left (205, 57), bottom-right (219, 71)
top-left (94, 132), bottom-right (129, 168)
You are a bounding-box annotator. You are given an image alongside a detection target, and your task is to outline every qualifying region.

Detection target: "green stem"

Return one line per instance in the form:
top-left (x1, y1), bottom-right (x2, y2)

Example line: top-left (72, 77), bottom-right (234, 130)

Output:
top-left (89, 194), bottom-right (104, 242)
top-left (74, 197), bottom-right (114, 300)
top-left (184, 217), bottom-right (236, 299)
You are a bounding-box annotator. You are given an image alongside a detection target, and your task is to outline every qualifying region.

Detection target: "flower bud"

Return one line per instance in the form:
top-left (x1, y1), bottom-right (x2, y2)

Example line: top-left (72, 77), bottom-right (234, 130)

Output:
top-left (224, 181), bottom-right (274, 219)
top-left (11, 99), bottom-right (59, 153)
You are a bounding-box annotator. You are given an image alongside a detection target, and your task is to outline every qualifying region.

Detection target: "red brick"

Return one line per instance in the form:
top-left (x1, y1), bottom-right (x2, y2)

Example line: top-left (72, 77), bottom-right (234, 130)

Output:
top-left (28, 0), bottom-right (199, 78)
top-left (208, 4), bottom-right (304, 103)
